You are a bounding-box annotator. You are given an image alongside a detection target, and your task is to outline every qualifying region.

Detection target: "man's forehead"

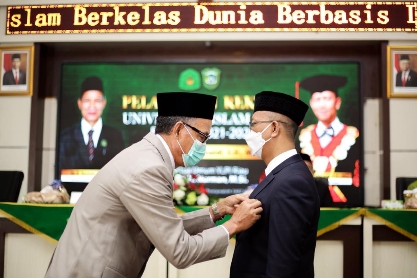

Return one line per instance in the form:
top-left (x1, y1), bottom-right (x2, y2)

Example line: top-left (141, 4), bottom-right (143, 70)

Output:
top-left (251, 111), bottom-right (268, 120)
top-left (311, 90), bottom-right (337, 97)
top-left (191, 118), bottom-right (211, 126)
top-left (81, 90), bottom-right (104, 98)
top-left (190, 119), bottom-right (211, 133)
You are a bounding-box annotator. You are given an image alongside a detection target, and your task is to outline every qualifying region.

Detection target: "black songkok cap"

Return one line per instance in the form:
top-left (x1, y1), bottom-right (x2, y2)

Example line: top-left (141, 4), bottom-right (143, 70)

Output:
top-left (254, 91), bottom-right (308, 126)
top-left (400, 54), bottom-right (410, 61)
top-left (299, 75), bottom-right (347, 97)
top-left (157, 92), bottom-right (217, 120)
top-left (81, 76), bottom-right (104, 97)
top-left (11, 53), bottom-right (21, 60)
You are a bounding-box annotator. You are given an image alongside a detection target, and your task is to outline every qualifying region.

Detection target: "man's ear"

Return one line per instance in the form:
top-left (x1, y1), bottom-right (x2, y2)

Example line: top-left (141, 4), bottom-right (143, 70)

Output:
top-left (271, 121), bottom-right (280, 138)
top-left (335, 97), bottom-right (342, 110)
top-left (77, 99), bottom-right (82, 110)
top-left (173, 122), bottom-right (183, 137)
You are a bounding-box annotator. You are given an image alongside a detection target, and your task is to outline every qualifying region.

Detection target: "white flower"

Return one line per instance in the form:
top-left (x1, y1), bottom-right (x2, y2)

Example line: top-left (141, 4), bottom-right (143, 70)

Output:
top-left (174, 174), bottom-right (186, 187)
top-left (40, 185), bottom-right (54, 193)
top-left (173, 189), bottom-right (185, 202)
top-left (333, 146), bottom-right (348, 160)
top-left (196, 193), bottom-right (209, 206)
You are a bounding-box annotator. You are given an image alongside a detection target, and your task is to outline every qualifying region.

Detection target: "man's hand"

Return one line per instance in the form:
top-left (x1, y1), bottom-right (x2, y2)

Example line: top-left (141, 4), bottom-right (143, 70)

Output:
top-left (222, 199), bottom-right (262, 238)
top-left (216, 194), bottom-right (249, 218)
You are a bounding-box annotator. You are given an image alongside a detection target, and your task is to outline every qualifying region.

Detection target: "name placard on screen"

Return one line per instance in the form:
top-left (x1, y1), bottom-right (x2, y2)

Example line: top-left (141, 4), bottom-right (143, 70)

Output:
top-left (6, 2), bottom-right (417, 34)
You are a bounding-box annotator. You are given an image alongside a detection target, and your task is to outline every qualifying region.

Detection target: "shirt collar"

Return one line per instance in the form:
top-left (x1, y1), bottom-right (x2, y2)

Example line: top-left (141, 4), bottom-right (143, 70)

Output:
top-left (316, 117), bottom-right (343, 136)
top-left (156, 134), bottom-right (175, 172)
top-left (81, 117), bottom-right (102, 133)
top-left (80, 118), bottom-right (103, 147)
top-left (265, 149), bottom-right (297, 176)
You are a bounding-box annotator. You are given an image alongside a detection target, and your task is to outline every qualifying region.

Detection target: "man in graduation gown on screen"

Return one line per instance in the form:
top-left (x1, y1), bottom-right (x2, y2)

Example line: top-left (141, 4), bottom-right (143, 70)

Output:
top-left (59, 76), bottom-right (125, 170)
top-left (298, 74), bottom-right (360, 205)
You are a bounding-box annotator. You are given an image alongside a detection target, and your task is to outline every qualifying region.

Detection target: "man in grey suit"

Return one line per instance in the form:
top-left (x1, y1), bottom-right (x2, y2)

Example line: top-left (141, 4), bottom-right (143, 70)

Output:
top-left (45, 92), bottom-right (262, 278)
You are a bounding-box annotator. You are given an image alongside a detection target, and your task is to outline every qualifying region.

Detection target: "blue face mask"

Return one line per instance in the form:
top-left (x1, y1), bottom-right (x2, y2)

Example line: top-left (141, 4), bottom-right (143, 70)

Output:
top-left (177, 125), bottom-right (207, 167)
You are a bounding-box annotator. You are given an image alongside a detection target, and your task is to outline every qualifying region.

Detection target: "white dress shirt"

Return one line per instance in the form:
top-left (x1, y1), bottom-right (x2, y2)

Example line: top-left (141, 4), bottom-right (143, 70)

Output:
top-left (13, 69), bottom-right (19, 81)
top-left (265, 149), bottom-right (298, 176)
top-left (402, 70), bottom-right (410, 84)
top-left (81, 118), bottom-right (103, 148)
top-left (156, 134), bottom-right (175, 173)
top-left (315, 117), bottom-right (344, 148)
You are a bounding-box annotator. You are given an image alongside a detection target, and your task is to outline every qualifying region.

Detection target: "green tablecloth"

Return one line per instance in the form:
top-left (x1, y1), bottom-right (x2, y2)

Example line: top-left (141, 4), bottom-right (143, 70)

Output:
top-left (365, 208), bottom-right (417, 242)
top-left (0, 202), bottom-right (73, 243)
top-left (0, 203), bottom-right (416, 243)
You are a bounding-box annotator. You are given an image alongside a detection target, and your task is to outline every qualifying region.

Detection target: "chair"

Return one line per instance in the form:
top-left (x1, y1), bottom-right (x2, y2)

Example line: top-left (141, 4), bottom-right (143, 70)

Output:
top-left (0, 171), bottom-right (24, 202)
top-left (395, 177), bottom-right (417, 201)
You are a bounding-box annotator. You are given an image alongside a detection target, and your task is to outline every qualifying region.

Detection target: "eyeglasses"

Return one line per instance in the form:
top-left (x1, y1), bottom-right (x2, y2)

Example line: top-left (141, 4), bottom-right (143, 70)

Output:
top-left (183, 122), bottom-right (210, 143)
top-left (249, 120), bottom-right (288, 128)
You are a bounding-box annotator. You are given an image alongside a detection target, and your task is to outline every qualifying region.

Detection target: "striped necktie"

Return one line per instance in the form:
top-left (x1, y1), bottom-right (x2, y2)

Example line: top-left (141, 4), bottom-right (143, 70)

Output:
top-left (88, 130), bottom-right (94, 163)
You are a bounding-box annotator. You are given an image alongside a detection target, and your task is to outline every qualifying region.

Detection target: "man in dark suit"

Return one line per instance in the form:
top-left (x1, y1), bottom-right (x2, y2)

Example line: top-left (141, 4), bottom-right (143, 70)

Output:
top-left (395, 54), bottom-right (417, 87)
top-left (230, 91), bottom-right (320, 278)
top-left (59, 76), bottom-right (125, 170)
top-left (2, 53), bottom-right (26, 85)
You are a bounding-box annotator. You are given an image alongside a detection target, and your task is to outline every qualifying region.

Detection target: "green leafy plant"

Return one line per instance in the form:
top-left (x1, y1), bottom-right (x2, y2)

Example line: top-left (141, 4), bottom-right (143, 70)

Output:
top-left (407, 180), bottom-right (417, 191)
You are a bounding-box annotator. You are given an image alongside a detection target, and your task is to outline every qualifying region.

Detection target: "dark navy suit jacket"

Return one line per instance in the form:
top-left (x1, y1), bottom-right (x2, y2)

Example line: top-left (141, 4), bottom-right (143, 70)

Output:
top-left (2, 69), bottom-right (26, 85)
top-left (59, 123), bottom-right (125, 170)
top-left (395, 69), bottom-right (417, 87)
top-left (230, 154), bottom-right (320, 278)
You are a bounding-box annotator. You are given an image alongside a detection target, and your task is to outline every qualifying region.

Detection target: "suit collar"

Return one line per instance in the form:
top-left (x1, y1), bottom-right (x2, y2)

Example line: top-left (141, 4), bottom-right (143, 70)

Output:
top-left (250, 154), bottom-right (302, 198)
top-left (156, 134), bottom-right (175, 171)
top-left (74, 125), bottom-right (90, 165)
top-left (144, 132), bottom-right (174, 174)
top-left (265, 149), bottom-right (297, 176)
top-left (80, 118), bottom-right (103, 147)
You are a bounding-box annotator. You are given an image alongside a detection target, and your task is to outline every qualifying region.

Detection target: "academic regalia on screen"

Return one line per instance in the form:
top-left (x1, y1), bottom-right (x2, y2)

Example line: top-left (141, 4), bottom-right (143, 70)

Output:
top-left (298, 74), bottom-right (361, 206)
top-left (299, 124), bottom-right (361, 205)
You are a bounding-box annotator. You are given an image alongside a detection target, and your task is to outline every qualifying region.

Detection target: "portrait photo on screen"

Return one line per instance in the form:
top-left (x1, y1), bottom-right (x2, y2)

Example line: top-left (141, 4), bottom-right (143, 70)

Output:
top-left (56, 62), bottom-right (363, 206)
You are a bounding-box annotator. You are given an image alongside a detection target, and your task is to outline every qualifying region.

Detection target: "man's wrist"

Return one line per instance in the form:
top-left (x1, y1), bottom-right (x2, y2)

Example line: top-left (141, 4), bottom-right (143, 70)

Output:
top-left (211, 203), bottom-right (224, 221)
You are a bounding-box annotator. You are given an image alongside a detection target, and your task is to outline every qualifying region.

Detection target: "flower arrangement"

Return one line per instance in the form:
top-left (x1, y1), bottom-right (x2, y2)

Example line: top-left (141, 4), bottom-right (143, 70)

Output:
top-left (172, 173), bottom-right (217, 206)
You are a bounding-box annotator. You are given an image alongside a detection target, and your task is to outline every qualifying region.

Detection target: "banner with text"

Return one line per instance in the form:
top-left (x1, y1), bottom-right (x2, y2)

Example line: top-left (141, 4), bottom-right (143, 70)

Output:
top-left (6, 2), bottom-right (417, 34)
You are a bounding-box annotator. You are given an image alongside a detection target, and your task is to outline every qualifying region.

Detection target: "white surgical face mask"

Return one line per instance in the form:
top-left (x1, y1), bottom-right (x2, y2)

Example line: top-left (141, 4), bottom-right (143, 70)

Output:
top-left (244, 123), bottom-right (273, 158)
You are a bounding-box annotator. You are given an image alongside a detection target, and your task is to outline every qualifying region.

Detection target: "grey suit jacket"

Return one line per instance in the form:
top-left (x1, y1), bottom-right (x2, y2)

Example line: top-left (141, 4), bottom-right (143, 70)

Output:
top-left (45, 132), bottom-right (229, 278)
